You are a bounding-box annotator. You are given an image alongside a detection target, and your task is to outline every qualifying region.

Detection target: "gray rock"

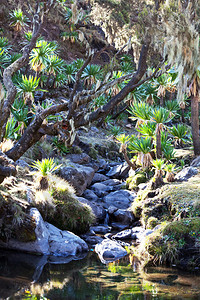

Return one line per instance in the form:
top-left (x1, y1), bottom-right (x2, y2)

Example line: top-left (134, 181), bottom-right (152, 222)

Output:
top-left (65, 153), bottom-right (90, 164)
top-left (16, 159), bottom-right (30, 169)
top-left (46, 223), bottom-right (88, 255)
top-left (103, 190), bottom-right (136, 209)
top-left (106, 163), bottom-right (129, 179)
top-left (112, 209), bottom-right (134, 225)
top-left (90, 225), bottom-right (111, 234)
top-left (81, 234), bottom-right (103, 246)
top-left (78, 197), bottom-right (106, 222)
top-left (95, 239), bottom-right (127, 263)
top-left (91, 126), bottom-right (99, 133)
top-left (131, 227), bottom-right (145, 240)
top-left (59, 163), bottom-right (95, 195)
top-left (0, 208), bottom-right (88, 256)
top-left (92, 173), bottom-right (109, 184)
top-left (110, 223), bottom-right (129, 231)
top-left (98, 159), bottom-right (108, 170)
top-left (175, 166), bottom-right (198, 182)
top-left (112, 229), bottom-right (132, 240)
top-left (90, 182), bottom-right (113, 197)
top-left (113, 182), bottom-right (127, 190)
top-left (137, 229), bottom-right (153, 242)
top-left (191, 156), bottom-right (200, 167)
top-left (102, 179), bottom-right (122, 186)
top-left (108, 205), bottom-right (118, 214)
top-left (83, 189), bottom-right (99, 201)
top-left (138, 183), bottom-right (148, 190)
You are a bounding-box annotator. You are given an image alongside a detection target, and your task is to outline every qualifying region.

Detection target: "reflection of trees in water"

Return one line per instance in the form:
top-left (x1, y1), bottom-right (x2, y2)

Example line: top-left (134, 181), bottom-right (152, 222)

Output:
top-left (0, 251), bottom-right (200, 299)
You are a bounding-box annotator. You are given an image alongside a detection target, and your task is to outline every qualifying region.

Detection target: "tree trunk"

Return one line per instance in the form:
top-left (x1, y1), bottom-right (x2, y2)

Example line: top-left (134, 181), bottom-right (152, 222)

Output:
top-left (191, 96), bottom-right (200, 155)
top-left (156, 124), bottom-right (162, 158)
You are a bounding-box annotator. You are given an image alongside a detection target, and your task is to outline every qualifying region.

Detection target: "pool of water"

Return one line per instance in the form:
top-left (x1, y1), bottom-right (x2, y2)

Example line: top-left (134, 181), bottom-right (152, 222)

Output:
top-left (0, 250), bottom-right (200, 300)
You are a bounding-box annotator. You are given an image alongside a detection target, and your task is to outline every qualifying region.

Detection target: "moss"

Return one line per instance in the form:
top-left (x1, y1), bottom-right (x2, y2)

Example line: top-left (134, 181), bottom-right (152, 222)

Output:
top-left (34, 178), bottom-right (95, 235)
top-left (0, 192), bottom-right (36, 242)
top-left (88, 147), bottom-right (98, 159)
top-left (146, 217), bottom-right (158, 229)
top-left (127, 173), bottom-right (147, 190)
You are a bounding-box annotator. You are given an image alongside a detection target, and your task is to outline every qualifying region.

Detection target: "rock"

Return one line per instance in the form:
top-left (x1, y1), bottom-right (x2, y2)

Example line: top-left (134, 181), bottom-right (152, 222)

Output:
top-left (90, 182), bottom-right (113, 197)
top-left (59, 163), bottom-right (95, 195)
top-left (131, 227), bottom-right (145, 240)
top-left (112, 209), bottom-right (134, 225)
top-left (46, 223), bottom-right (88, 255)
top-left (78, 197), bottom-right (106, 222)
top-left (112, 229), bottom-right (132, 240)
top-left (91, 126), bottom-right (99, 133)
top-left (175, 167), bottom-right (198, 182)
top-left (98, 159), bottom-right (108, 170)
top-left (108, 205), bottom-right (118, 214)
top-left (113, 182), bottom-right (127, 190)
top-left (138, 183), bottom-right (148, 190)
top-left (110, 223), bottom-right (129, 231)
top-left (83, 189), bottom-right (99, 201)
top-left (106, 163), bottom-right (130, 179)
top-left (65, 153), bottom-right (90, 164)
top-left (103, 190), bottom-right (136, 209)
top-left (91, 173), bottom-right (109, 184)
top-left (90, 225), bottom-right (111, 234)
top-left (137, 229), bottom-right (153, 242)
top-left (0, 208), bottom-right (88, 256)
top-left (95, 239), bottom-right (127, 263)
top-left (16, 159), bottom-right (30, 169)
top-left (81, 233), bottom-right (103, 246)
top-left (102, 179), bottom-right (122, 186)
top-left (191, 156), bottom-right (200, 167)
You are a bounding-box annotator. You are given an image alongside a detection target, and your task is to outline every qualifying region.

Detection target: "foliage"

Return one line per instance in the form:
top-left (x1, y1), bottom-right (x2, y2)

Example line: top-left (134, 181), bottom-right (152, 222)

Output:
top-left (31, 158), bottom-right (61, 177)
top-left (169, 124), bottom-right (189, 146)
top-left (128, 101), bottom-right (151, 122)
top-left (9, 8), bottom-right (28, 32)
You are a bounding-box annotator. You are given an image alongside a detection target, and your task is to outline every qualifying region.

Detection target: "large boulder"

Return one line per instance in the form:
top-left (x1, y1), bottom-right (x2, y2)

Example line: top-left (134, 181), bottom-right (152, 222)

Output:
top-left (91, 173), bottom-right (109, 184)
top-left (65, 153), bottom-right (90, 164)
top-left (191, 156), bottom-right (200, 167)
top-left (103, 190), bottom-right (136, 209)
top-left (59, 163), bottom-right (95, 195)
top-left (175, 167), bottom-right (198, 182)
top-left (90, 182), bottom-right (113, 197)
top-left (0, 208), bottom-right (88, 256)
top-left (95, 239), bottom-right (127, 263)
top-left (111, 209), bottom-right (134, 225)
top-left (78, 197), bottom-right (106, 222)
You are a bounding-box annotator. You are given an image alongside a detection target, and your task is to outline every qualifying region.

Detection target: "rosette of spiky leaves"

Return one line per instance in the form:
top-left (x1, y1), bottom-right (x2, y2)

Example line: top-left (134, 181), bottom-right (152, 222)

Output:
top-left (152, 158), bottom-right (165, 186)
top-left (30, 40), bottom-right (56, 73)
top-left (128, 101), bottom-right (152, 127)
top-left (0, 48), bottom-right (10, 75)
top-left (82, 64), bottom-right (102, 87)
top-left (164, 163), bottom-right (176, 182)
top-left (154, 73), bottom-right (175, 99)
top-left (9, 8), bottom-right (28, 32)
top-left (116, 134), bottom-right (130, 152)
top-left (46, 55), bottom-right (65, 76)
top-left (31, 158), bottom-right (62, 190)
top-left (143, 83), bottom-right (158, 105)
top-left (0, 37), bottom-right (11, 52)
top-left (17, 75), bottom-right (40, 106)
top-left (165, 100), bottom-right (179, 115)
top-left (128, 85), bottom-right (146, 104)
top-left (64, 63), bottom-right (76, 84)
top-left (169, 124), bottom-right (189, 147)
top-left (129, 136), bottom-right (153, 168)
top-left (120, 61), bottom-right (134, 74)
top-left (4, 117), bottom-right (22, 140)
top-left (73, 58), bottom-right (84, 70)
top-left (161, 132), bottom-right (175, 161)
top-left (108, 125), bottom-right (123, 138)
top-left (111, 71), bottom-right (124, 94)
top-left (136, 121), bottom-right (156, 138)
top-left (11, 98), bottom-right (30, 134)
top-left (91, 94), bottom-right (108, 110)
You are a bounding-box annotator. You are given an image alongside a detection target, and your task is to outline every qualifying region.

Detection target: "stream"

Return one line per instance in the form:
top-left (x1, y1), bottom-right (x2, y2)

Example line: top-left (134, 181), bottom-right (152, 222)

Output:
top-left (0, 250), bottom-right (199, 300)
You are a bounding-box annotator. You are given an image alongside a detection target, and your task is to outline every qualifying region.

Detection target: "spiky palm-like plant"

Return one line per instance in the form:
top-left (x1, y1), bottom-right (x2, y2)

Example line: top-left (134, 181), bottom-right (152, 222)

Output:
top-left (136, 122), bottom-right (156, 138)
top-left (31, 158), bottom-right (62, 190)
top-left (129, 136), bottom-right (153, 169)
top-left (9, 8), bottom-right (28, 32)
top-left (143, 83), bottom-right (158, 105)
top-left (164, 163), bottom-right (176, 182)
top-left (116, 134), bottom-right (135, 169)
top-left (128, 101), bottom-right (152, 127)
top-left (150, 107), bottom-right (173, 159)
top-left (165, 100), bottom-right (179, 116)
top-left (17, 75), bottom-right (40, 107)
top-left (82, 64), bottom-right (102, 87)
top-left (151, 159), bottom-right (165, 189)
top-left (169, 124), bottom-right (189, 147)
top-left (29, 40), bottom-right (56, 73)
top-left (4, 117), bottom-right (22, 140)
top-left (64, 63), bottom-right (76, 84)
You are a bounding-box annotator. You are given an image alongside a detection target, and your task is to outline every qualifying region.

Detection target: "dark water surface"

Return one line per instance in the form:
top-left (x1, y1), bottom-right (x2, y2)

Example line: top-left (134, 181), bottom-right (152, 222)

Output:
top-left (0, 250), bottom-right (200, 300)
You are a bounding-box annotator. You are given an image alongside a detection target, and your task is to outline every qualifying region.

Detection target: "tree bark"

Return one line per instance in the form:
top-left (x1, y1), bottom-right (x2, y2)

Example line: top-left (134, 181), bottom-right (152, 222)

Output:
top-left (191, 96), bottom-right (200, 155)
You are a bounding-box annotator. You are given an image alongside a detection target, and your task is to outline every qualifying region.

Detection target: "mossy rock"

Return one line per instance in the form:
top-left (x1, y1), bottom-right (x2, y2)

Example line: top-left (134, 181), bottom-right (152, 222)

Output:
top-left (0, 192), bottom-right (36, 243)
top-left (34, 179), bottom-right (95, 235)
top-left (146, 217), bottom-right (159, 229)
top-left (127, 173), bottom-right (147, 190)
top-left (134, 218), bottom-right (200, 270)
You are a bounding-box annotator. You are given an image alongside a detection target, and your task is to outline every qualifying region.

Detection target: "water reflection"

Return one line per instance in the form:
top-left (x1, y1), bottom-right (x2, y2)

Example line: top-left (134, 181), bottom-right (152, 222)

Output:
top-left (0, 250), bottom-right (199, 299)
